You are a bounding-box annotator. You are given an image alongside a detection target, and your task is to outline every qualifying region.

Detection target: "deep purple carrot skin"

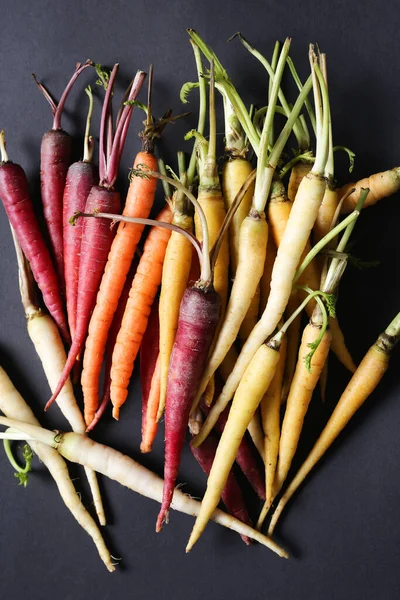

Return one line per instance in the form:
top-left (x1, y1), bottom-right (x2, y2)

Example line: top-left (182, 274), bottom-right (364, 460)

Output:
top-left (201, 394), bottom-right (266, 501)
top-left (87, 262), bottom-right (137, 432)
top-left (63, 161), bottom-right (97, 339)
top-left (140, 296), bottom-right (160, 442)
top-left (41, 128), bottom-right (72, 289)
top-left (156, 284), bottom-right (221, 532)
top-left (190, 435), bottom-right (252, 545)
top-left (0, 160), bottom-right (70, 342)
top-left (46, 185), bottom-right (120, 409)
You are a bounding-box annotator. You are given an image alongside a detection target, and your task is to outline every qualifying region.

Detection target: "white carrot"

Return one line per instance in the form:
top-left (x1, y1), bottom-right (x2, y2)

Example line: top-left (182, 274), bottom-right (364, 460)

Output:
top-left (0, 417), bottom-right (288, 559)
top-left (11, 227), bottom-right (106, 525)
top-left (0, 366), bottom-right (113, 571)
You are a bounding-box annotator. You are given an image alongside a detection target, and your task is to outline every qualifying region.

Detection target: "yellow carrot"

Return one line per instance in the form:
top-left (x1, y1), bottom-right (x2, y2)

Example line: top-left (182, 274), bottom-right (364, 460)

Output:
top-left (259, 236), bottom-right (277, 314)
top-left (288, 161), bottom-right (312, 201)
top-left (274, 321), bottom-right (332, 495)
top-left (339, 167), bottom-right (400, 214)
top-left (187, 336), bottom-right (282, 549)
top-left (268, 312), bottom-right (400, 535)
top-left (258, 335), bottom-right (287, 526)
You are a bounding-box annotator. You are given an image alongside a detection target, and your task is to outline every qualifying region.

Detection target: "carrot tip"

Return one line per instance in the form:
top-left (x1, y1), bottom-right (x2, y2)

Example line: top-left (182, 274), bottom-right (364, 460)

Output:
top-left (112, 407), bottom-right (120, 420)
top-left (140, 442), bottom-right (151, 453)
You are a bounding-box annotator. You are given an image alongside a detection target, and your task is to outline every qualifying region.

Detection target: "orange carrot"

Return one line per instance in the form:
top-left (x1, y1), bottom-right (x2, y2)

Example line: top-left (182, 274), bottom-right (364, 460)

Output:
top-left (110, 205), bottom-right (172, 420)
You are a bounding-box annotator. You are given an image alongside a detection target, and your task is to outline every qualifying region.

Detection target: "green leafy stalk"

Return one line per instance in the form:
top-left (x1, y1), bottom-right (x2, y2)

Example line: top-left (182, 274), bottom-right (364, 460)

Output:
top-left (287, 56), bottom-right (316, 135)
top-left (3, 440), bottom-right (33, 487)
top-left (303, 294), bottom-right (329, 373)
top-left (186, 41), bottom-right (208, 187)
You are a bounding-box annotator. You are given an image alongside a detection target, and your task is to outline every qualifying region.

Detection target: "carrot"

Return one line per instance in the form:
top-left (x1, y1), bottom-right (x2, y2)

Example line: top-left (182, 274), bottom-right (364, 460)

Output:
top-left (206, 52), bottom-right (330, 418)
top-left (0, 418), bottom-right (288, 557)
top-left (274, 318), bottom-right (332, 495)
top-left (288, 161), bottom-right (312, 201)
top-left (86, 261), bottom-right (137, 432)
top-left (187, 334), bottom-right (283, 549)
top-left (63, 86), bottom-right (96, 339)
top-left (191, 60), bottom-right (229, 314)
top-left (339, 167), bottom-right (400, 214)
top-left (0, 367), bottom-right (113, 571)
top-left (200, 394), bottom-right (266, 500)
top-left (158, 157), bottom-right (194, 421)
top-left (268, 311), bottom-right (400, 536)
top-left (258, 335), bottom-right (288, 526)
top-left (140, 297), bottom-right (161, 453)
top-left (82, 68), bottom-right (164, 422)
top-left (34, 60), bottom-right (93, 289)
top-left (272, 187), bottom-right (368, 501)
top-left (190, 430), bottom-right (253, 545)
top-left (281, 292), bottom-right (302, 403)
top-left (11, 230), bottom-right (106, 526)
top-left (110, 204), bottom-right (172, 420)
top-left (0, 132), bottom-right (70, 343)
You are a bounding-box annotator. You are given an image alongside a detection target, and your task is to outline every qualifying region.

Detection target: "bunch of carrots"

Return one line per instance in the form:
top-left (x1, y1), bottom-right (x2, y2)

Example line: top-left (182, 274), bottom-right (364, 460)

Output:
top-left (0, 30), bottom-right (399, 571)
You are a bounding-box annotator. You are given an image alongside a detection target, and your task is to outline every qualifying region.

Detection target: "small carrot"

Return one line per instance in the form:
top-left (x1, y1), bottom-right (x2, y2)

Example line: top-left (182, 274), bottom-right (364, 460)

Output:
top-left (339, 167), bottom-right (400, 213)
top-left (110, 204), bottom-right (172, 420)
top-left (63, 86), bottom-right (96, 339)
top-left (140, 297), bottom-right (161, 453)
top-left (268, 311), bottom-right (400, 536)
top-left (86, 261), bottom-right (137, 432)
top-left (258, 335), bottom-right (287, 526)
top-left (288, 161), bottom-right (312, 201)
top-left (259, 235), bottom-right (277, 314)
top-left (158, 156), bottom-right (194, 421)
top-left (0, 132), bottom-right (70, 343)
top-left (34, 60), bottom-right (93, 289)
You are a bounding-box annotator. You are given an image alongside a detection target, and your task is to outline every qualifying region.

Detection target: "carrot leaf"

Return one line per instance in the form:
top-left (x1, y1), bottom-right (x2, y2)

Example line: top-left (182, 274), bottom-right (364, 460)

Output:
top-left (3, 440), bottom-right (33, 488)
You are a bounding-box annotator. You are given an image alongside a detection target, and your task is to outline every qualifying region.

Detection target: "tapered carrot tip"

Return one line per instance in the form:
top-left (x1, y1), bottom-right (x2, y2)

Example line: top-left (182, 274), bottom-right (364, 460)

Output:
top-left (140, 442), bottom-right (151, 453)
top-left (112, 406), bottom-right (120, 420)
top-left (156, 510), bottom-right (168, 532)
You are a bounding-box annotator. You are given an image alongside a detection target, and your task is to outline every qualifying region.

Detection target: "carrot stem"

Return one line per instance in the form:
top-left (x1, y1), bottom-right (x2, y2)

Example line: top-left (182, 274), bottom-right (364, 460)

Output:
top-left (187, 41), bottom-right (207, 187)
top-left (83, 86), bottom-right (94, 163)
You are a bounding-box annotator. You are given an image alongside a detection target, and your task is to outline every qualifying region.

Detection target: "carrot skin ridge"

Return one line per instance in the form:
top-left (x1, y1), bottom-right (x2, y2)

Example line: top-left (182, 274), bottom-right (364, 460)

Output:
top-left (190, 433), bottom-right (252, 544)
top-left (63, 161), bottom-right (97, 339)
top-left (47, 185), bottom-right (121, 410)
top-left (157, 285), bottom-right (221, 531)
top-left (40, 129), bottom-right (73, 290)
top-left (0, 160), bottom-right (69, 342)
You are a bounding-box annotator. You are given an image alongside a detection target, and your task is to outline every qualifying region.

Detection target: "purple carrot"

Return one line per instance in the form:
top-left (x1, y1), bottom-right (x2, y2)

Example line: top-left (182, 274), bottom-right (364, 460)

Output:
top-left (0, 131), bottom-right (70, 343)
top-left (140, 296), bottom-right (160, 452)
top-left (200, 389), bottom-right (266, 500)
top-left (34, 60), bottom-right (93, 291)
top-left (190, 433), bottom-right (252, 545)
top-left (157, 284), bottom-right (221, 531)
top-left (63, 86), bottom-right (97, 339)
top-left (46, 65), bottom-right (147, 412)
top-left (86, 261), bottom-right (137, 432)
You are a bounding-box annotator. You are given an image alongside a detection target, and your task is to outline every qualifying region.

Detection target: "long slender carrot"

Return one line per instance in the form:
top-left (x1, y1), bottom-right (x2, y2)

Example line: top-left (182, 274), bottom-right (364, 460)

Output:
top-left (110, 205), bottom-right (172, 420)
top-left (268, 311), bottom-right (400, 535)
top-left (0, 132), bottom-right (70, 343)
top-left (186, 334), bottom-right (283, 549)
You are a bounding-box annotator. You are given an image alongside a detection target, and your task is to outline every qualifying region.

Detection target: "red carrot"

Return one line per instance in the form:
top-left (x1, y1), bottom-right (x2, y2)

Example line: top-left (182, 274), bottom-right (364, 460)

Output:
top-left (0, 132), bottom-right (70, 342)
top-left (46, 65), bottom-right (146, 410)
top-left (140, 297), bottom-right (160, 452)
top-left (34, 60), bottom-right (93, 290)
top-left (63, 87), bottom-right (97, 339)
top-left (156, 284), bottom-right (221, 531)
top-left (190, 433), bottom-right (252, 545)
top-left (86, 261), bottom-right (137, 432)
